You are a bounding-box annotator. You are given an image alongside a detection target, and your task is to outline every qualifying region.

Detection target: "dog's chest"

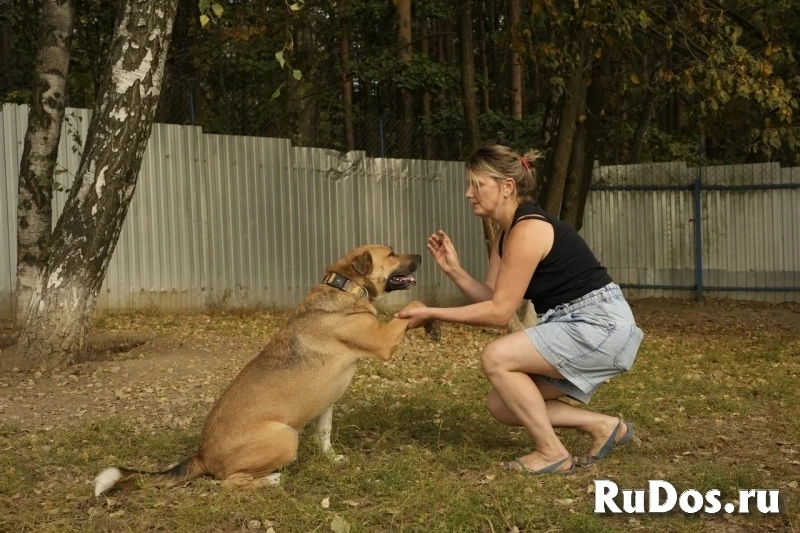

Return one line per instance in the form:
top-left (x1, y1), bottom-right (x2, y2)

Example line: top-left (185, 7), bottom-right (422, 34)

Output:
top-left (328, 362), bottom-right (357, 400)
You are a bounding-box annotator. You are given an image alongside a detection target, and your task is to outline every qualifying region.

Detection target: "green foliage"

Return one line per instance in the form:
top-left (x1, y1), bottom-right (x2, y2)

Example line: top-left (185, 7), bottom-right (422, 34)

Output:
top-left (4, 0), bottom-right (798, 163)
top-left (478, 110), bottom-right (543, 153)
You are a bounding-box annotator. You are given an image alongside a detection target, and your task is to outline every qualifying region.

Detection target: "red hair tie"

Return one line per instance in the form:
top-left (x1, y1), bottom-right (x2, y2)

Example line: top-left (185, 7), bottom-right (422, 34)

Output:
top-left (520, 157), bottom-right (530, 170)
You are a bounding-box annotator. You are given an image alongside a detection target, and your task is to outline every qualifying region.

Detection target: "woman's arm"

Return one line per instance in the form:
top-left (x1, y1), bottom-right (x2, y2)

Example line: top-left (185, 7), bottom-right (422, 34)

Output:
top-left (446, 233), bottom-right (502, 303)
top-left (399, 219), bottom-right (554, 328)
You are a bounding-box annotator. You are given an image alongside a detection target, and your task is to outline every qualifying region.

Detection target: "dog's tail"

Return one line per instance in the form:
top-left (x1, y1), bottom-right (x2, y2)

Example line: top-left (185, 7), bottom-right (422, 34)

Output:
top-left (93, 454), bottom-right (207, 497)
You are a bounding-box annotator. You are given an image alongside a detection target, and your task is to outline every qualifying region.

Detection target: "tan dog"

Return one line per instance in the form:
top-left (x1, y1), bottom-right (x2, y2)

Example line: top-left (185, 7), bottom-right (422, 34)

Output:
top-left (94, 245), bottom-right (427, 495)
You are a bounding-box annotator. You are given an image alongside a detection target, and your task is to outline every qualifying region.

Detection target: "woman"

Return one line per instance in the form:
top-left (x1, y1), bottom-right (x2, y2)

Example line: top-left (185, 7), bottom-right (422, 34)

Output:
top-left (396, 142), bottom-right (644, 475)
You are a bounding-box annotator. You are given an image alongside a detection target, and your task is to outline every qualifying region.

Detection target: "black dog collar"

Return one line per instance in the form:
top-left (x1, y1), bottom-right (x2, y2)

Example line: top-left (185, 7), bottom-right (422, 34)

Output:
top-left (322, 273), bottom-right (369, 300)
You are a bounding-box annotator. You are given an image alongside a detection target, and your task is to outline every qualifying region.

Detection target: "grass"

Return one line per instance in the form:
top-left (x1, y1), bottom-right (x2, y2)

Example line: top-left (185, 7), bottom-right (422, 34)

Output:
top-left (0, 304), bottom-right (798, 532)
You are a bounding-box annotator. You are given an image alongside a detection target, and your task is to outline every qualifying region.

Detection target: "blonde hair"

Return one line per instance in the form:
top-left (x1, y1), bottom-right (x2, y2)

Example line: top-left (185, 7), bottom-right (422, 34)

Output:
top-left (466, 141), bottom-right (542, 202)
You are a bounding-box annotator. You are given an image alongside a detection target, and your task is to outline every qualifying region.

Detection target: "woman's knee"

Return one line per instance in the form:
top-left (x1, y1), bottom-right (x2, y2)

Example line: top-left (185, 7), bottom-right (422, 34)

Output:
top-left (480, 340), bottom-right (506, 376)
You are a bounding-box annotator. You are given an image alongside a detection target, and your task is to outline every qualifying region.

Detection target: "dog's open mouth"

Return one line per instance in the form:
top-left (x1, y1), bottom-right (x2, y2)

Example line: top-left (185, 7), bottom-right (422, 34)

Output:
top-left (387, 274), bottom-right (417, 291)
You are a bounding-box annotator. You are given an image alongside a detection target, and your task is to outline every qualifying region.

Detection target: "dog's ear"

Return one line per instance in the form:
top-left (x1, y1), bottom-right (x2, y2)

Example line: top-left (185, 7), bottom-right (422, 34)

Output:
top-left (351, 251), bottom-right (372, 276)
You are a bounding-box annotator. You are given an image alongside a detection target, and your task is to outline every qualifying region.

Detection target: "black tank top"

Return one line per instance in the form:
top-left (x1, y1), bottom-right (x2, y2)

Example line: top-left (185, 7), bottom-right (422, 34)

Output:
top-left (498, 202), bottom-right (613, 313)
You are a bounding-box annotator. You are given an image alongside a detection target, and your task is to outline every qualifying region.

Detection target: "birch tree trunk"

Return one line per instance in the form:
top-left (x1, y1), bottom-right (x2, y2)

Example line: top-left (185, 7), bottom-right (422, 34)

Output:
top-left (17, 0), bottom-right (178, 370)
top-left (15, 0), bottom-right (74, 326)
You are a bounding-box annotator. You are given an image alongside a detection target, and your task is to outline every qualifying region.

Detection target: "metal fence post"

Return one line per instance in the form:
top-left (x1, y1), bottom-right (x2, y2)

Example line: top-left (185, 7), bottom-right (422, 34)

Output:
top-left (694, 133), bottom-right (704, 302)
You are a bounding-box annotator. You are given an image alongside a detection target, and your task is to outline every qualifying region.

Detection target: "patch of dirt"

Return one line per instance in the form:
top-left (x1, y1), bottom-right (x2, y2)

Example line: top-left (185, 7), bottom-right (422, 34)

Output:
top-left (0, 331), bottom-right (153, 375)
top-left (0, 299), bottom-right (797, 434)
top-left (0, 313), bottom-right (276, 432)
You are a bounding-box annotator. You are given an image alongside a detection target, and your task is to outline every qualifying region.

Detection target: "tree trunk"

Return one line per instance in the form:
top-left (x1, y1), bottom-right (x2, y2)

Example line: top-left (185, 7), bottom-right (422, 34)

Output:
top-left (1, 21), bottom-right (11, 97)
top-left (434, 19), bottom-right (450, 159)
top-left (420, 18), bottom-right (435, 160)
top-left (340, 0), bottom-right (355, 152)
top-left (435, 19), bottom-right (447, 65)
top-left (560, 78), bottom-right (590, 227)
top-left (629, 62), bottom-right (662, 163)
top-left (290, 22), bottom-right (318, 146)
top-left (561, 58), bottom-right (609, 231)
top-left (539, 41), bottom-right (587, 217)
top-left (457, 0), bottom-right (493, 255)
top-left (540, 84), bottom-right (563, 150)
top-left (478, 6), bottom-right (490, 113)
top-left (487, 0), bottom-right (502, 111)
top-left (15, 0), bottom-right (74, 326)
top-left (445, 20), bottom-right (457, 65)
top-left (458, 0), bottom-right (481, 156)
top-left (17, 0), bottom-right (178, 370)
top-left (628, 93), bottom-right (657, 163)
top-left (396, 0), bottom-right (413, 158)
top-left (559, 76), bottom-right (600, 230)
top-left (538, 28), bottom-right (564, 178)
top-left (674, 93), bottom-right (686, 132)
top-left (507, 0), bottom-right (522, 119)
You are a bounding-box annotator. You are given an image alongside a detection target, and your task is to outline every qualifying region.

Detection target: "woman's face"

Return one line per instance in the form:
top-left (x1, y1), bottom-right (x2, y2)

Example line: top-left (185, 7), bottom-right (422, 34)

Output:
top-left (465, 170), bottom-right (507, 218)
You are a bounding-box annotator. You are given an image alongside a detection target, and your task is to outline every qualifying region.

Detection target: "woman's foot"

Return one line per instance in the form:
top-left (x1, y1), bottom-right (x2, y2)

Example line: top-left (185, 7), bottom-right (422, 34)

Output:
top-left (575, 418), bottom-right (633, 467)
top-left (502, 450), bottom-right (575, 475)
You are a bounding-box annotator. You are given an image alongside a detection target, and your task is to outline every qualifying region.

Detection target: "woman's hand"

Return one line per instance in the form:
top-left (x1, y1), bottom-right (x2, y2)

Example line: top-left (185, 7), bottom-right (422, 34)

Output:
top-left (395, 302), bottom-right (434, 330)
top-left (428, 230), bottom-right (460, 275)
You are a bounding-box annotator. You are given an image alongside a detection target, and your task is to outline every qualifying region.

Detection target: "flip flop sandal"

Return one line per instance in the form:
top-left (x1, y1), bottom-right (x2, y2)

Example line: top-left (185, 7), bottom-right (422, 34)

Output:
top-left (575, 419), bottom-right (634, 467)
top-left (502, 455), bottom-right (576, 476)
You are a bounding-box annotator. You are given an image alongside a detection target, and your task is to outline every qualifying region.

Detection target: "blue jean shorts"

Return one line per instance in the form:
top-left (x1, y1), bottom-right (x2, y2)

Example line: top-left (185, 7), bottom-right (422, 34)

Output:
top-left (525, 283), bottom-right (644, 404)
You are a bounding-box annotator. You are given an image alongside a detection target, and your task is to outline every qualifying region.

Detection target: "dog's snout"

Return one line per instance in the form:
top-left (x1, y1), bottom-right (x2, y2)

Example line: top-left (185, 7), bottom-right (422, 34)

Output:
top-left (415, 255), bottom-right (422, 263)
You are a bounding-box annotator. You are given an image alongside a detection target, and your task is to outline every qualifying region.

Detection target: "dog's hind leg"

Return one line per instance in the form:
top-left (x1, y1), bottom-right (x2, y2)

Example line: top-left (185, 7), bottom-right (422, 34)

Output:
top-left (218, 422), bottom-right (299, 490)
top-left (222, 472), bottom-right (282, 489)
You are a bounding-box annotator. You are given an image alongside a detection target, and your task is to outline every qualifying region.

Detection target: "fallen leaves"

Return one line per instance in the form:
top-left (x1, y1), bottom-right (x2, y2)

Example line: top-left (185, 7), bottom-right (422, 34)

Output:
top-left (0, 302), bottom-right (798, 532)
top-left (330, 515), bottom-right (351, 533)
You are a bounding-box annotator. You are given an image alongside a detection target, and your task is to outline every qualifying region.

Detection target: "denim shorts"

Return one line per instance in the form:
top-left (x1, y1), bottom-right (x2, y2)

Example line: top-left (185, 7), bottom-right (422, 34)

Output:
top-left (525, 283), bottom-right (644, 404)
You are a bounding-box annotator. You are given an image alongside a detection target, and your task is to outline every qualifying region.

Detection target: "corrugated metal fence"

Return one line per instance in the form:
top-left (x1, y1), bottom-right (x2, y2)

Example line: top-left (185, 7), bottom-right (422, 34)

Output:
top-left (1, 104), bottom-right (798, 320)
top-left (1, 104), bottom-right (486, 321)
top-left (583, 161), bottom-right (800, 302)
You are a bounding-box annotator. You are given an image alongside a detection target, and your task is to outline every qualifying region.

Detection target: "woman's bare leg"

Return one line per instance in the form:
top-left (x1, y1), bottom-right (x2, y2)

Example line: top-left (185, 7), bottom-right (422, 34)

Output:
top-left (486, 375), bottom-right (629, 457)
top-left (480, 332), bottom-right (573, 472)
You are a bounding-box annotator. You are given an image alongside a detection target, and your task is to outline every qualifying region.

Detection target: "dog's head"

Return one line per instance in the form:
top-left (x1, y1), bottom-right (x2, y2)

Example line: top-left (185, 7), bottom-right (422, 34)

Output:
top-left (326, 245), bottom-right (421, 299)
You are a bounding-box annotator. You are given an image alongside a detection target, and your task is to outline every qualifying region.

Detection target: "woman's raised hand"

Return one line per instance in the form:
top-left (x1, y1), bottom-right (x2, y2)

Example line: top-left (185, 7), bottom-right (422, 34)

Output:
top-left (428, 230), bottom-right (460, 274)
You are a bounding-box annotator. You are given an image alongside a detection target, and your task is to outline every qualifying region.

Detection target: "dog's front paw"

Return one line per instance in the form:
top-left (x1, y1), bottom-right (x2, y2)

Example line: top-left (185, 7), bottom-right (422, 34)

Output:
top-left (400, 300), bottom-right (426, 313)
top-left (322, 449), bottom-right (346, 463)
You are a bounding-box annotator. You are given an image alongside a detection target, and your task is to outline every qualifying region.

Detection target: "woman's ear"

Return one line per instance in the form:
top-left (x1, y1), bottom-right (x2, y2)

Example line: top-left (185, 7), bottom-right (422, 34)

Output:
top-left (503, 178), bottom-right (516, 198)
